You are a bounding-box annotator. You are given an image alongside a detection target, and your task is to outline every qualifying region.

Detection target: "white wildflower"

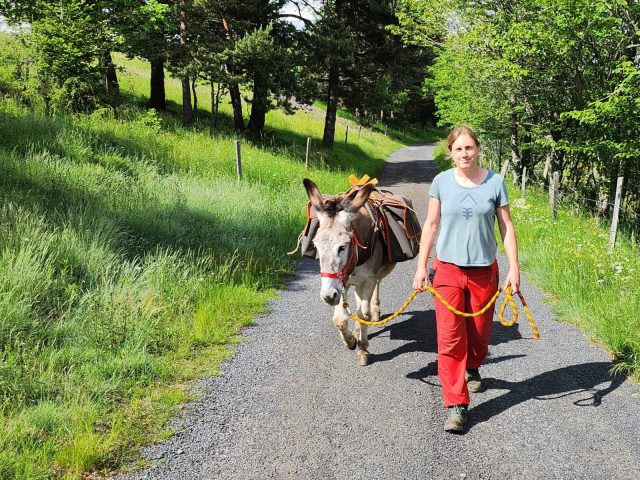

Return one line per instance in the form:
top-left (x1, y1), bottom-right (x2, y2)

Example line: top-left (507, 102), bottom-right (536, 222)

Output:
top-left (512, 198), bottom-right (530, 210)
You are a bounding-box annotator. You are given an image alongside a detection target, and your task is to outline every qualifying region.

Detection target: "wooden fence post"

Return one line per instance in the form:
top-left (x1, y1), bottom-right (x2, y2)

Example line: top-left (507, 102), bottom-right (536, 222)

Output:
top-left (609, 176), bottom-right (624, 251)
top-left (358, 126), bottom-right (362, 139)
top-left (345, 126), bottom-right (349, 144)
top-left (305, 137), bottom-right (311, 168)
top-left (521, 166), bottom-right (527, 197)
top-left (550, 171), bottom-right (559, 219)
top-left (235, 140), bottom-right (242, 182)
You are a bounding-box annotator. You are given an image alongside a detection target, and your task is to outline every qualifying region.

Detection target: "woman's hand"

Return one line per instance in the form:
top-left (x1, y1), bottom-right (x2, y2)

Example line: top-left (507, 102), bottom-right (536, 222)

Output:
top-left (504, 267), bottom-right (520, 294)
top-left (413, 267), bottom-right (429, 291)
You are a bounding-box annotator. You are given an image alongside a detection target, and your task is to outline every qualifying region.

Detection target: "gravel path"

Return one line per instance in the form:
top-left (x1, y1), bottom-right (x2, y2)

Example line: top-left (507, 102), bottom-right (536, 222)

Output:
top-left (128, 145), bottom-right (640, 480)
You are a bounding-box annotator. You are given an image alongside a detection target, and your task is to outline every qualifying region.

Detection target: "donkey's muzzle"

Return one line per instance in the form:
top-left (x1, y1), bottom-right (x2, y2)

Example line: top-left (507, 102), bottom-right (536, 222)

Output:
top-left (322, 290), bottom-right (340, 306)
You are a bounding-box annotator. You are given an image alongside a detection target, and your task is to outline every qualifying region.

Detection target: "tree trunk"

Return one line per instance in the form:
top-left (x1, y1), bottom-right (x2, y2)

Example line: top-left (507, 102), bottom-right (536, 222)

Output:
top-left (509, 107), bottom-right (522, 184)
top-left (322, 0), bottom-right (343, 147)
top-left (222, 17), bottom-right (244, 132)
top-left (181, 76), bottom-right (194, 126)
top-left (191, 77), bottom-right (198, 114)
top-left (550, 126), bottom-right (564, 174)
top-left (102, 49), bottom-right (119, 96)
top-left (228, 83), bottom-right (244, 133)
top-left (211, 81), bottom-right (223, 134)
top-left (149, 58), bottom-right (166, 110)
top-left (179, 1), bottom-right (193, 126)
top-left (247, 72), bottom-right (268, 133)
top-left (322, 64), bottom-right (339, 147)
top-left (210, 81), bottom-right (217, 133)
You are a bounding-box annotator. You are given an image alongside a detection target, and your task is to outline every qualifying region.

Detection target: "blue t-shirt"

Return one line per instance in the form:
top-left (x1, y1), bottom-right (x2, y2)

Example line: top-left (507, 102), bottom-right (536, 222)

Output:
top-left (429, 169), bottom-right (508, 266)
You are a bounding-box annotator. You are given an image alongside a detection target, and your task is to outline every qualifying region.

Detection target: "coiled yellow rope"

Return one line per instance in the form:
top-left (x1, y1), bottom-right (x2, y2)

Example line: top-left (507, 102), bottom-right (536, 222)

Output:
top-left (344, 285), bottom-right (540, 340)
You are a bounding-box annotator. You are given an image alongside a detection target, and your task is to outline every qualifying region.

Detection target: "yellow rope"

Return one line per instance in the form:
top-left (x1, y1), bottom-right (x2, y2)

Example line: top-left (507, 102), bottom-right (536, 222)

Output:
top-left (344, 285), bottom-right (540, 340)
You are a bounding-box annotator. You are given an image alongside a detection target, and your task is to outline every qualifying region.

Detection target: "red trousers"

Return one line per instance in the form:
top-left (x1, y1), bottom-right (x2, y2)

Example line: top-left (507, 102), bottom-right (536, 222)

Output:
top-left (431, 258), bottom-right (499, 407)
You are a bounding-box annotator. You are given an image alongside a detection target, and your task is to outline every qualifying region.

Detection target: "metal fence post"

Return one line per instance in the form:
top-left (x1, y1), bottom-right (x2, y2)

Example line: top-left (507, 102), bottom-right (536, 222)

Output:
top-left (305, 137), bottom-right (311, 168)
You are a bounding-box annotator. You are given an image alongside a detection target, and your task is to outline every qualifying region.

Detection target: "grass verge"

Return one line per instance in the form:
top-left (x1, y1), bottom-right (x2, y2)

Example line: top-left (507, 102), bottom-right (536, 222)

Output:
top-left (508, 186), bottom-right (640, 378)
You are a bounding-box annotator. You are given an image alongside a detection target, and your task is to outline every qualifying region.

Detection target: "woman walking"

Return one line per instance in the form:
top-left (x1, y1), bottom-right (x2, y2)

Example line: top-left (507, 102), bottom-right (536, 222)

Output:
top-left (412, 126), bottom-right (520, 433)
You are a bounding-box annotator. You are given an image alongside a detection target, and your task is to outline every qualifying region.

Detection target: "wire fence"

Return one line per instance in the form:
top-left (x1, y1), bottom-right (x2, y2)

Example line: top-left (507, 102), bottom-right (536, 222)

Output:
top-left (501, 162), bottom-right (637, 251)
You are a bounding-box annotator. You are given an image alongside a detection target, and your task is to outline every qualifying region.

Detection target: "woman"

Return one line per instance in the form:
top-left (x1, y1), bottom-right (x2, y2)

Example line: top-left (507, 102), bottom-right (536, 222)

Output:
top-left (412, 126), bottom-right (520, 433)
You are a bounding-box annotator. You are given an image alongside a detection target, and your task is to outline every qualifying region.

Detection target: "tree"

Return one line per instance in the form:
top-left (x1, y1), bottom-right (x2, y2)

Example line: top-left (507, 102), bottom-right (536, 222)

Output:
top-left (112, 0), bottom-right (173, 111)
top-left (395, 0), bottom-right (640, 225)
top-left (307, 0), bottom-right (436, 146)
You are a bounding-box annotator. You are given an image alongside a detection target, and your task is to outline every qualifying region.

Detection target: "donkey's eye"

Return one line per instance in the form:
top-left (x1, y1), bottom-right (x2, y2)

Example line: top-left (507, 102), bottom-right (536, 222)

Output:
top-left (338, 245), bottom-right (346, 253)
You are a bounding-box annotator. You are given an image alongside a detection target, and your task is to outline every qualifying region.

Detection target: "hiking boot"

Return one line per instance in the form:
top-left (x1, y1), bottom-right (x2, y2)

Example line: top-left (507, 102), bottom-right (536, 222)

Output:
top-left (466, 368), bottom-right (486, 393)
top-left (444, 405), bottom-right (468, 433)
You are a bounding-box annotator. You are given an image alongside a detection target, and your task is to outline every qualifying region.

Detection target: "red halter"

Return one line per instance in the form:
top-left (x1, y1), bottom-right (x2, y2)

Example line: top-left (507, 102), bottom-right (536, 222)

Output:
top-left (320, 227), bottom-right (367, 288)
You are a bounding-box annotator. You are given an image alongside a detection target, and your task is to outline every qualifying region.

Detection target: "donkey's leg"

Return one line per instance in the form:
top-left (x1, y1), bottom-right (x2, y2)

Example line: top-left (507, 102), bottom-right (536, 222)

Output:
top-left (352, 289), bottom-right (364, 350)
top-left (353, 280), bottom-right (375, 366)
top-left (370, 280), bottom-right (381, 323)
top-left (333, 289), bottom-right (356, 350)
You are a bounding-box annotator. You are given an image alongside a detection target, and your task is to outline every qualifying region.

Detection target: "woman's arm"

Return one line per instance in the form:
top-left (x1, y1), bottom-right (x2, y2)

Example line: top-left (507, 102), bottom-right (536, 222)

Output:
top-left (496, 204), bottom-right (520, 293)
top-left (412, 196), bottom-right (441, 290)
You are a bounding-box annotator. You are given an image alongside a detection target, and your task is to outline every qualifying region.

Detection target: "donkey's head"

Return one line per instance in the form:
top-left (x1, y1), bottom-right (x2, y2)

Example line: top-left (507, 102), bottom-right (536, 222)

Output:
top-left (303, 178), bottom-right (375, 306)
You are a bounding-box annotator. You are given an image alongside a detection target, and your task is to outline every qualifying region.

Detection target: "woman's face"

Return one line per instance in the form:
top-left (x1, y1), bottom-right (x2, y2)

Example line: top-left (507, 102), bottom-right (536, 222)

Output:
top-left (450, 133), bottom-right (479, 170)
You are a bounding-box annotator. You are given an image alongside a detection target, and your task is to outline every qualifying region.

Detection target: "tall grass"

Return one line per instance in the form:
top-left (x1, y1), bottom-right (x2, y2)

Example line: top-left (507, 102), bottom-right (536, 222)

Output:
top-left (508, 187), bottom-right (640, 376)
top-left (0, 48), bottom-right (434, 478)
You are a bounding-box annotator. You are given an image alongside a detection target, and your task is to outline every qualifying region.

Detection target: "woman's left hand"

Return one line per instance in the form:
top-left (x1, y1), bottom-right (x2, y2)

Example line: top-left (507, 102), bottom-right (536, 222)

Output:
top-left (504, 268), bottom-right (520, 294)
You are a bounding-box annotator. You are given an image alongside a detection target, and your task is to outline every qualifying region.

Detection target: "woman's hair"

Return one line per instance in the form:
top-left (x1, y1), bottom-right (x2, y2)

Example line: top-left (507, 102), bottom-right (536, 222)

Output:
top-left (447, 125), bottom-right (480, 151)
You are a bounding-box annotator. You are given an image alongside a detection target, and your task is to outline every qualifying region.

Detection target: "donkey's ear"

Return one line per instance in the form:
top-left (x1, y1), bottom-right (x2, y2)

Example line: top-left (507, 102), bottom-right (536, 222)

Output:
top-left (341, 183), bottom-right (375, 213)
top-left (303, 178), bottom-right (324, 212)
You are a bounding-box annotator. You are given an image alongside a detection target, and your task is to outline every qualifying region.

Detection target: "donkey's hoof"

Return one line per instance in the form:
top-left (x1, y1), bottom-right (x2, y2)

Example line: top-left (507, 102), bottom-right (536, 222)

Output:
top-left (345, 336), bottom-right (357, 350)
top-left (356, 351), bottom-right (370, 366)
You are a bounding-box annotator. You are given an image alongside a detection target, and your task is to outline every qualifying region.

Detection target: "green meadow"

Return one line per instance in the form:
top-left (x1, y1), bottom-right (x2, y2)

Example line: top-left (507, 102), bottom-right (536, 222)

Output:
top-left (0, 47), bottom-right (437, 478)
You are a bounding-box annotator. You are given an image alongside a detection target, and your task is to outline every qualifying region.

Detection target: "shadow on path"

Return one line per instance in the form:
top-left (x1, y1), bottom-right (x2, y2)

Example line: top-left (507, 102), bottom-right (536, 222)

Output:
top-left (368, 310), bottom-right (437, 364)
top-left (467, 362), bottom-right (625, 429)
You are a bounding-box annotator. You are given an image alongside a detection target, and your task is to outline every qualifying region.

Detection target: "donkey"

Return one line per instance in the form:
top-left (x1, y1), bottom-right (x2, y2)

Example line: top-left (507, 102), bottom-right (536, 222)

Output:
top-left (303, 178), bottom-right (396, 366)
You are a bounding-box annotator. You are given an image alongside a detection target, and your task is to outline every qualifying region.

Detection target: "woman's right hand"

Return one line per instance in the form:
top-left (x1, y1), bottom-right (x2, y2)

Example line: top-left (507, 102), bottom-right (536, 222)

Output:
top-left (413, 267), bottom-right (429, 291)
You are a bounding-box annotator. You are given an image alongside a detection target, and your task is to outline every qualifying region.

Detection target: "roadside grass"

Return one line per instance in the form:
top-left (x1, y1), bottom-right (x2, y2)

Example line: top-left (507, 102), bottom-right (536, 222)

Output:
top-left (0, 51), bottom-right (434, 478)
top-left (433, 139), bottom-right (451, 171)
top-left (508, 187), bottom-right (640, 378)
